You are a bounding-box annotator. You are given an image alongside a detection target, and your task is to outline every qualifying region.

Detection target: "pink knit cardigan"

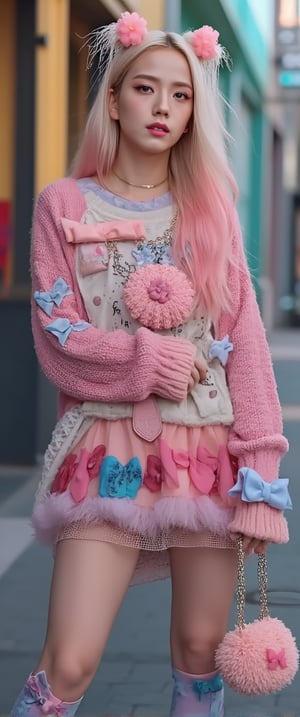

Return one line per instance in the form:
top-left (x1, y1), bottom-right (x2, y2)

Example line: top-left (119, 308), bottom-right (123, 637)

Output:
top-left (31, 177), bottom-right (289, 544)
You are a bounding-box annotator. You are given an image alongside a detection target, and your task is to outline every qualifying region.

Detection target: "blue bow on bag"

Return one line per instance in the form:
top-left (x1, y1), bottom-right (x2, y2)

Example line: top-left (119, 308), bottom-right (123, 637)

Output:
top-left (34, 277), bottom-right (73, 316)
top-left (228, 467), bottom-right (292, 510)
top-left (99, 456), bottom-right (142, 499)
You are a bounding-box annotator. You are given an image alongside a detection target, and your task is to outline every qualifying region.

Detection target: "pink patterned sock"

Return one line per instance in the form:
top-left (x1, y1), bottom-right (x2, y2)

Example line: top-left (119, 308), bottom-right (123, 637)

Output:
top-left (169, 668), bottom-right (224, 717)
top-left (10, 671), bottom-right (83, 716)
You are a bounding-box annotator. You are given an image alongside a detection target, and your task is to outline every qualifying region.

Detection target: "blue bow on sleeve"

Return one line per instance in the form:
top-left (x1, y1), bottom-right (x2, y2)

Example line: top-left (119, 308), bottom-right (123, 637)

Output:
top-left (99, 456), bottom-right (142, 499)
top-left (45, 317), bottom-right (90, 346)
top-left (208, 335), bottom-right (233, 366)
top-left (34, 278), bottom-right (73, 316)
top-left (228, 467), bottom-right (292, 510)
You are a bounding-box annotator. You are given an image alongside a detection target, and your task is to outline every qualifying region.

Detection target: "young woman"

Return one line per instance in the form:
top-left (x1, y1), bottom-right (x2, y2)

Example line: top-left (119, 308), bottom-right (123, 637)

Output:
top-left (11, 12), bottom-right (291, 717)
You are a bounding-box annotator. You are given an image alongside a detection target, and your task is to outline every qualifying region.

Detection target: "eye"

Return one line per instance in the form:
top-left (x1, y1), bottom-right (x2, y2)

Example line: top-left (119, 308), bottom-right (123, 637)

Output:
top-left (174, 91), bottom-right (190, 100)
top-left (135, 85), bottom-right (153, 94)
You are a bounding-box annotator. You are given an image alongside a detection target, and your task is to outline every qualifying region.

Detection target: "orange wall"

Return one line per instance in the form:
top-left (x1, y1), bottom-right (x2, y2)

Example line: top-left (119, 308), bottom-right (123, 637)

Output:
top-left (139, 0), bottom-right (164, 28)
top-left (35, 0), bottom-right (70, 193)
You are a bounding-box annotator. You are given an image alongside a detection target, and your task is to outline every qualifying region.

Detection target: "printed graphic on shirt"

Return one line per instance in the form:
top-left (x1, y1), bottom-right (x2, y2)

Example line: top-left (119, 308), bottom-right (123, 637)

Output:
top-left (78, 243), bottom-right (109, 276)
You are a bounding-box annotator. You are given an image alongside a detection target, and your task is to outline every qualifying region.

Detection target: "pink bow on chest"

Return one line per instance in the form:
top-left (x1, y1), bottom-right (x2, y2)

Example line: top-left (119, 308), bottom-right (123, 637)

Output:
top-left (61, 217), bottom-right (145, 243)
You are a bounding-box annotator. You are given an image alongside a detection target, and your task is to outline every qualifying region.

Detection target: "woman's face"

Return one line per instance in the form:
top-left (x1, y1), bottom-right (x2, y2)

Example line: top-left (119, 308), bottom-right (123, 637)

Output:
top-left (109, 46), bottom-right (193, 159)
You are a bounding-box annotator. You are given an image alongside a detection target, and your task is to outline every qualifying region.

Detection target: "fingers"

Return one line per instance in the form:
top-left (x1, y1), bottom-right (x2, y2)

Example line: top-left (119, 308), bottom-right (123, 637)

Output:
top-left (230, 534), bottom-right (268, 556)
top-left (188, 360), bottom-right (208, 392)
top-left (194, 359), bottom-right (208, 382)
top-left (242, 536), bottom-right (268, 555)
top-left (254, 541), bottom-right (268, 555)
top-left (188, 366), bottom-right (199, 391)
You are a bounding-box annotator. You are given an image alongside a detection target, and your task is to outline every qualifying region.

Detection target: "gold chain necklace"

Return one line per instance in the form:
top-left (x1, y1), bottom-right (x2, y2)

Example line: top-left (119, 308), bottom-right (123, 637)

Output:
top-left (112, 169), bottom-right (168, 190)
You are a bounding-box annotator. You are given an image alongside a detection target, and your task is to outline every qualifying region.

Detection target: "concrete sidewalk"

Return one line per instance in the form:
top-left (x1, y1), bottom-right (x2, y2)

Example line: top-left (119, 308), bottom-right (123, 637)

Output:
top-left (1, 329), bottom-right (300, 716)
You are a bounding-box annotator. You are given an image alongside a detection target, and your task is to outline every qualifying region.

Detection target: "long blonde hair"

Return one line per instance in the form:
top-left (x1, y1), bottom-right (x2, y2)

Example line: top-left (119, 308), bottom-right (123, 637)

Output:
top-left (72, 29), bottom-right (238, 321)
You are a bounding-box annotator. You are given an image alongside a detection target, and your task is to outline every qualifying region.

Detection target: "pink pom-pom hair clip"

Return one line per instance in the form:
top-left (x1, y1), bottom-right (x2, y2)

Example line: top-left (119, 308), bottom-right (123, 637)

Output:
top-left (191, 25), bottom-right (221, 60)
top-left (82, 11), bottom-right (148, 74)
top-left (116, 11), bottom-right (148, 47)
top-left (82, 14), bottom-right (223, 80)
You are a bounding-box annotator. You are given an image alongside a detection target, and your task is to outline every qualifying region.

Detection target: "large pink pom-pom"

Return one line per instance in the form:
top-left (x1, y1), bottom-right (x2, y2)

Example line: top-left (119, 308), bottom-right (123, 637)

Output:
top-left (124, 264), bottom-right (195, 330)
top-left (215, 617), bottom-right (299, 695)
top-left (191, 25), bottom-right (220, 60)
top-left (116, 12), bottom-right (147, 47)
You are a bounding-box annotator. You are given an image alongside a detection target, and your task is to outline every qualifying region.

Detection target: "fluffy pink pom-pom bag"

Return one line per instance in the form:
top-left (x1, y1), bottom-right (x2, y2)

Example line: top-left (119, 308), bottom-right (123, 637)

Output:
top-left (215, 536), bottom-right (299, 695)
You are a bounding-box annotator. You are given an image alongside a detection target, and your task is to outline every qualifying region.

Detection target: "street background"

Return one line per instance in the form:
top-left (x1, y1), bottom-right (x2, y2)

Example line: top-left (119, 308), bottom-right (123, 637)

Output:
top-left (0, 329), bottom-right (300, 717)
top-left (2, 1), bottom-right (300, 716)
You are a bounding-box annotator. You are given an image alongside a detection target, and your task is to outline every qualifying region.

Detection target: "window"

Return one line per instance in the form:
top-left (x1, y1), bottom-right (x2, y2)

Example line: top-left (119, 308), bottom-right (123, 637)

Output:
top-left (278, 0), bottom-right (300, 27)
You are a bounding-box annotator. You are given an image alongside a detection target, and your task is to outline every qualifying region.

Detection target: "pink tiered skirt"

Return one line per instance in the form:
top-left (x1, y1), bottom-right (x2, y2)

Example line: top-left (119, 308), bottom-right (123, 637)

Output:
top-left (33, 418), bottom-right (237, 584)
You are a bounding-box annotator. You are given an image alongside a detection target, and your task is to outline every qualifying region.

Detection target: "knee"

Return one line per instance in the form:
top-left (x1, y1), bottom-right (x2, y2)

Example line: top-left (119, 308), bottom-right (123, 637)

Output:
top-left (172, 623), bottom-right (224, 673)
top-left (43, 650), bottom-right (97, 701)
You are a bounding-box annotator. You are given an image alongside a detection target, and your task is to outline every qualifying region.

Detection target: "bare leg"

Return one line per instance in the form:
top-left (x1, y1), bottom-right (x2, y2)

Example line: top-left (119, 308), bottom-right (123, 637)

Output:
top-left (169, 546), bottom-right (237, 673)
top-left (168, 547), bottom-right (237, 716)
top-left (34, 539), bottom-right (139, 702)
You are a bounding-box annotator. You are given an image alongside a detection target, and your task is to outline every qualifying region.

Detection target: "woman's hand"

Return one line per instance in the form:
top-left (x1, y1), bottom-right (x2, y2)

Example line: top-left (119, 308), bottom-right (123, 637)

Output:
top-left (242, 535), bottom-right (269, 555)
top-left (188, 359), bottom-right (208, 392)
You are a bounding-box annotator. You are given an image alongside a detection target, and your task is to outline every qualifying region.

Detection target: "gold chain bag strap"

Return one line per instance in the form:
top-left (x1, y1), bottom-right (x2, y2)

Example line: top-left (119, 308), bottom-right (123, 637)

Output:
top-left (215, 536), bottom-right (299, 694)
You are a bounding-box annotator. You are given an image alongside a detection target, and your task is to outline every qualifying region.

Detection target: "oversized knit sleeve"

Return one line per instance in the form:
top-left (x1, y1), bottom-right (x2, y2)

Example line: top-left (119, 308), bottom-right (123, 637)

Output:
top-left (218, 211), bottom-right (289, 543)
top-left (31, 179), bottom-right (196, 404)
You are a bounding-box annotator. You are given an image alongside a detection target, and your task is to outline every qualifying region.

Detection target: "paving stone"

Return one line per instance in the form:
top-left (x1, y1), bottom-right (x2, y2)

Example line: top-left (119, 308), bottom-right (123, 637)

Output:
top-left (1, 331), bottom-right (300, 717)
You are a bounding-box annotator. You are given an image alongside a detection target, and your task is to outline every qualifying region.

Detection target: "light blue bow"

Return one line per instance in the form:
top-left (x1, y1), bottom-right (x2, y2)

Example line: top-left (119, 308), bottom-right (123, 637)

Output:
top-left (228, 467), bottom-right (292, 510)
top-left (99, 456), bottom-right (142, 499)
top-left (159, 245), bottom-right (174, 265)
top-left (34, 278), bottom-right (73, 316)
top-left (131, 246), bottom-right (154, 267)
top-left (193, 674), bottom-right (223, 697)
top-left (208, 335), bottom-right (233, 366)
top-left (131, 244), bottom-right (174, 268)
top-left (45, 317), bottom-right (90, 346)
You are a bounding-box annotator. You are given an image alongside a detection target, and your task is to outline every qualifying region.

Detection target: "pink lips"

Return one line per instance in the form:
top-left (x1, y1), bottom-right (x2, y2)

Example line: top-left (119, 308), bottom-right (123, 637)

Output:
top-left (147, 123), bottom-right (169, 135)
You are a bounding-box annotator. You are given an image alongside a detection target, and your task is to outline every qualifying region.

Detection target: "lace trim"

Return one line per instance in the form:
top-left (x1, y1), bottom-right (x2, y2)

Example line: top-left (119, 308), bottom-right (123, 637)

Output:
top-left (36, 405), bottom-right (93, 499)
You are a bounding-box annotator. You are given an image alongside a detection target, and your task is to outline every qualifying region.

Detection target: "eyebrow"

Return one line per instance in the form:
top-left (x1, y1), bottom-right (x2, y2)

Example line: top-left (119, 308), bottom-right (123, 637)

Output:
top-left (133, 73), bottom-right (193, 90)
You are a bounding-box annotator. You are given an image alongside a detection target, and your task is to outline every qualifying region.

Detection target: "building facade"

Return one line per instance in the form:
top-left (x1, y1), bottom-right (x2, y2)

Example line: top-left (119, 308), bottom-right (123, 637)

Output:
top-left (0, 0), bottom-right (164, 464)
top-left (1, 0), bottom-right (296, 463)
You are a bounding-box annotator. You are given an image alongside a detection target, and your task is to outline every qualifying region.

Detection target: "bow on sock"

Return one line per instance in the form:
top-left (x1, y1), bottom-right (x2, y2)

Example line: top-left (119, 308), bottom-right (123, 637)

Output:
top-left (192, 674), bottom-right (224, 697)
top-left (170, 669), bottom-right (224, 717)
top-left (10, 670), bottom-right (83, 717)
top-left (24, 674), bottom-right (59, 715)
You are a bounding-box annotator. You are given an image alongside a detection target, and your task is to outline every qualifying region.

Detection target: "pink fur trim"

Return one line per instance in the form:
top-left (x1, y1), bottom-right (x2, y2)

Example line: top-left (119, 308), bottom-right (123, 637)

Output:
top-left (32, 493), bottom-right (233, 546)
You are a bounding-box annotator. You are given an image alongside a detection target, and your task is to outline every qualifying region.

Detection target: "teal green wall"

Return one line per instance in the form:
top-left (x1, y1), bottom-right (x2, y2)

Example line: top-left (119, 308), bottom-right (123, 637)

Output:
top-left (181, 0), bottom-right (271, 283)
top-left (218, 0), bottom-right (269, 89)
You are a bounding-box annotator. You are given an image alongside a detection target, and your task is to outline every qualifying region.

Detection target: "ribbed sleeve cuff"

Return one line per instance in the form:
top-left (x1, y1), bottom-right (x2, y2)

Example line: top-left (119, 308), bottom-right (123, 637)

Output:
top-left (228, 502), bottom-right (289, 544)
top-left (238, 449), bottom-right (288, 484)
top-left (147, 332), bottom-right (196, 401)
top-left (228, 435), bottom-right (289, 484)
